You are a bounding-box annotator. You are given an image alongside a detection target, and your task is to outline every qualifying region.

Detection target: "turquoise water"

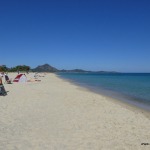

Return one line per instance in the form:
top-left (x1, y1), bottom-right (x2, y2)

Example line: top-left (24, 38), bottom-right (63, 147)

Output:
top-left (57, 73), bottom-right (150, 110)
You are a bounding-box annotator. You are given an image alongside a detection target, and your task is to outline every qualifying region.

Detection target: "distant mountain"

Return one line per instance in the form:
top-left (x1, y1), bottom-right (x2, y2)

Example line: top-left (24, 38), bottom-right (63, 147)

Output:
top-left (60, 69), bottom-right (119, 73)
top-left (94, 71), bottom-right (119, 74)
top-left (60, 69), bottom-right (91, 73)
top-left (32, 64), bottom-right (120, 73)
top-left (32, 64), bottom-right (58, 72)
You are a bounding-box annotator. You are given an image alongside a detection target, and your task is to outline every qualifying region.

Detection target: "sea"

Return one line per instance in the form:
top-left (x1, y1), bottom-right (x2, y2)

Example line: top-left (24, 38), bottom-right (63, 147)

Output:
top-left (57, 72), bottom-right (150, 111)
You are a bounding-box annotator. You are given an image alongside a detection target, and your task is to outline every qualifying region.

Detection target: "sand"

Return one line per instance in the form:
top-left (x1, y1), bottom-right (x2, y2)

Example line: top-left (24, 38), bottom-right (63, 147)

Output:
top-left (0, 73), bottom-right (150, 150)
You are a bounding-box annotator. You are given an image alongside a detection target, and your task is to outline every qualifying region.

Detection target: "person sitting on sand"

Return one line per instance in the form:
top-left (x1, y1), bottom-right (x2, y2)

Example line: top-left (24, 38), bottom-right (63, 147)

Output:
top-left (27, 78), bottom-right (41, 82)
top-left (0, 72), bottom-right (7, 96)
top-left (34, 73), bottom-right (38, 78)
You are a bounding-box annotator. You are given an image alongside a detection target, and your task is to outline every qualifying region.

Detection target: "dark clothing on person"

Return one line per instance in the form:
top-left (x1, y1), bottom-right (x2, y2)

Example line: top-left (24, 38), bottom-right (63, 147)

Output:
top-left (0, 84), bottom-right (7, 96)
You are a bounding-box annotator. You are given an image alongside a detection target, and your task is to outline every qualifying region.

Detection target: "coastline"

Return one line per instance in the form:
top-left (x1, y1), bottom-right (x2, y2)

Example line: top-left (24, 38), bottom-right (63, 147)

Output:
top-left (0, 73), bottom-right (150, 149)
top-left (56, 74), bottom-right (150, 120)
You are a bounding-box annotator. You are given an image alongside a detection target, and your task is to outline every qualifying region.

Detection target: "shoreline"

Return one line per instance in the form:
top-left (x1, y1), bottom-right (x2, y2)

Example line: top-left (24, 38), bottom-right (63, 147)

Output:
top-left (1, 73), bottom-right (150, 149)
top-left (56, 74), bottom-right (150, 119)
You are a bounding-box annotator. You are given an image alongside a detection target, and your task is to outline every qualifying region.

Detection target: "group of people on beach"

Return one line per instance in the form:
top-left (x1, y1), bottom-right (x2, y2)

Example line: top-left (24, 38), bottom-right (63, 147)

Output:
top-left (0, 72), bottom-right (43, 96)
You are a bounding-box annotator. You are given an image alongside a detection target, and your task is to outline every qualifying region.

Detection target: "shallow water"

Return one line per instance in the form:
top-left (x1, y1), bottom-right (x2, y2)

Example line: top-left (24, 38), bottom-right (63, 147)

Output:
top-left (57, 73), bottom-right (150, 110)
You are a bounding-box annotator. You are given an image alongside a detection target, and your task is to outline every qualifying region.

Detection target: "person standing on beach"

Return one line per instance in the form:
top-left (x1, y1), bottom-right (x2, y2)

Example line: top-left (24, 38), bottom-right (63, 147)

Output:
top-left (26, 67), bottom-right (29, 74)
top-left (0, 72), bottom-right (7, 96)
top-left (0, 72), bottom-right (4, 84)
top-left (17, 69), bottom-right (20, 74)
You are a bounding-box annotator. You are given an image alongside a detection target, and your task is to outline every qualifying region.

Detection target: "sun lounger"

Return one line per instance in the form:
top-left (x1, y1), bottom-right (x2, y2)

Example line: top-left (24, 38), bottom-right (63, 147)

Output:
top-left (5, 75), bottom-right (12, 84)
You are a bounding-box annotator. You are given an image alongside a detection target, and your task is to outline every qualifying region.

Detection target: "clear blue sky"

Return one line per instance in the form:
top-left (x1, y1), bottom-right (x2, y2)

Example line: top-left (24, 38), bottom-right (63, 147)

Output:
top-left (0, 0), bottom-right (150, 72)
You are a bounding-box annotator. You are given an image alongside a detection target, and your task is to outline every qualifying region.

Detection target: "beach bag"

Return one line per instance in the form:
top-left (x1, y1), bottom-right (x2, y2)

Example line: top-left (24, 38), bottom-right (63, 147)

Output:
top-left (0, 84), bottom-right (7, 96)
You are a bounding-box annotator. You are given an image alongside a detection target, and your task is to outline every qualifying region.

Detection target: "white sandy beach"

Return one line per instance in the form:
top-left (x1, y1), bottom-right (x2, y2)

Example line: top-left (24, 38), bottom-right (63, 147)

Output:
top-left (0, 73), bottom-right (150, 150)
